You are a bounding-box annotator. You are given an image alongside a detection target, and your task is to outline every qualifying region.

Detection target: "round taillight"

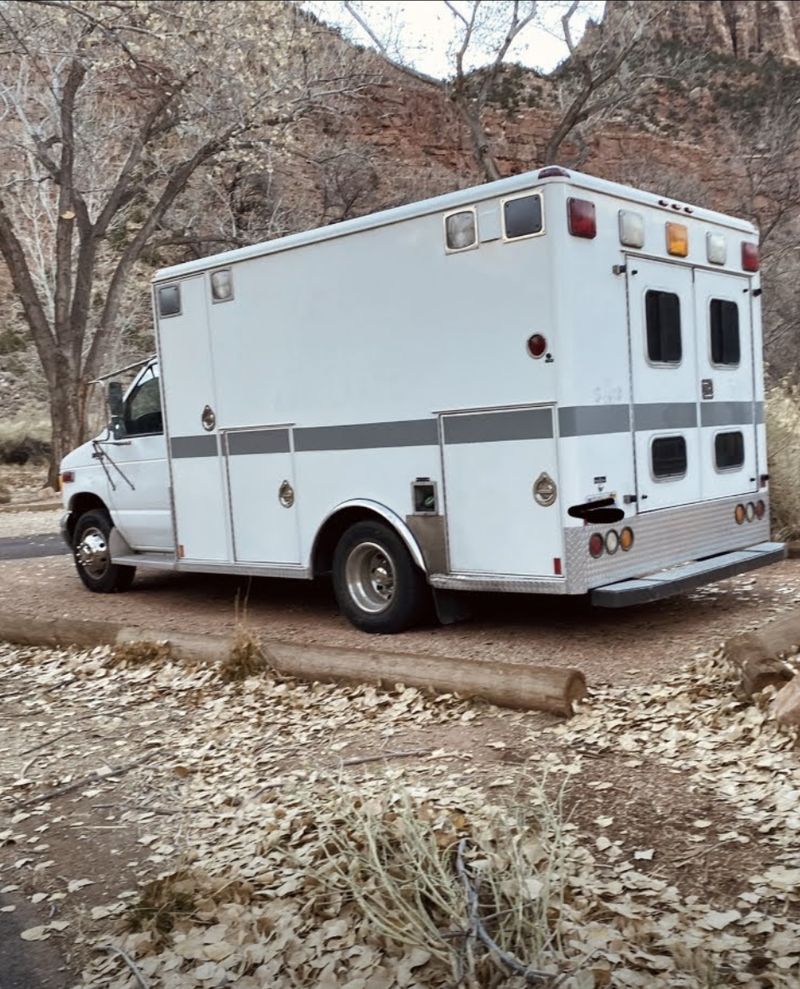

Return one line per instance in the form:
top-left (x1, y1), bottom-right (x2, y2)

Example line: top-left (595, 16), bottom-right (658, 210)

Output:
top-left (746, 502), bottom-right (756, 523)
top-left (755, 499), bottom-right (766, 520)
top-left (527, 334), bottom-right (547, 359)
top-left (735, 504), bottom-right (746, 524)
top-left (605, 529), bottom-right (619, 555)
top-left (589, 533), bottom-right (604, 558)
top-left (620, 527), bottom-right (634, 551)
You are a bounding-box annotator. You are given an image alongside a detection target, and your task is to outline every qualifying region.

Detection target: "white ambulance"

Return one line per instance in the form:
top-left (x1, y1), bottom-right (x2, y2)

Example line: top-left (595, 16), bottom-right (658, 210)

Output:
top-left (60, 166), bottom-right (785, 632)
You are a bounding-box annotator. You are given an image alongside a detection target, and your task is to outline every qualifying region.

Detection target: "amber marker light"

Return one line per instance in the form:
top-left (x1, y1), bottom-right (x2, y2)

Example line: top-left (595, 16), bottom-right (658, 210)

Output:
top-left (620, 527), bottom-right (635, 551)
top-left (735, 504), bottom-right (746, 524)
top-left (666, 222), bottom-right (689, 257)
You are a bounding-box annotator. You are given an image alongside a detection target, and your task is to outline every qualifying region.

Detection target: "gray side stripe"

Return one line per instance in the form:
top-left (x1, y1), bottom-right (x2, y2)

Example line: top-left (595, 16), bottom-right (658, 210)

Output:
top-left (171, 434), bottom-right (218, 458)
top-left (634, 402), bottom-right (697, 430)
top-left (227, 429), bottom-right (290, 456)
top-left (559, 405), bottom-right (629, 437)
top-left (756, 401), bottom-right (765, 425)
top-left (701, 402), bottom-right (755, 427)
top-left (444, 408), bottom-right (553, 444)
top-left (295, 419), bottom-right (438, 452)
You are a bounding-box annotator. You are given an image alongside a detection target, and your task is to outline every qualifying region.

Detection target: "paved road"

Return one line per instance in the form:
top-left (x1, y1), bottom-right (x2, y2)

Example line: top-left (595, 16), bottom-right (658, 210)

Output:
top-left (0, 534), bottom-right (68, 561)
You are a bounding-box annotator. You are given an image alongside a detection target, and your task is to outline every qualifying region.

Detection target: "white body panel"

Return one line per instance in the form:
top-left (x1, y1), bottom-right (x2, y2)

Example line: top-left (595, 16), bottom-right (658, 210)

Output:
top-left (59, 166), bottom-right (774, 604)
top-left (100, 434), bottom-right (173, 551)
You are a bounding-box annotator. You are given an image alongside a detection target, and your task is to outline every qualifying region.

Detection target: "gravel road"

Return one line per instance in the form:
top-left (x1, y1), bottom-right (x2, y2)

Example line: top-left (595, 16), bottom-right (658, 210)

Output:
top-left (0, 509), bottom-right (61, 539)
top-left (1, 552), bottom-right (798, 685)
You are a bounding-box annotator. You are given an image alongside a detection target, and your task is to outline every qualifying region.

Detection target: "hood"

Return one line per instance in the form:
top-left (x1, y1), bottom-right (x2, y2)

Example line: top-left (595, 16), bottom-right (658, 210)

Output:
top-left (60, 438), bottom-right (99, 472)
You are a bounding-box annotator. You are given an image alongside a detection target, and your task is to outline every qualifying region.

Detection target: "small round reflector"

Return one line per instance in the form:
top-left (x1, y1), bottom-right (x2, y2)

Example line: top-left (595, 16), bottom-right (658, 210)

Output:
top-left (605, 529), bottom-right (619, 555)
top-left (589, 533), bottom-right (604, 558)
top-left (746, 502), bottom-right (756, 522)
top-left (527, 334), bottom-right (547, 359)
top-left (620, 527), bottom-right (634, 551)
top-left (755, 499), bottom-right (766, 520)
top-left (735, 504), bottom-right (746, 524)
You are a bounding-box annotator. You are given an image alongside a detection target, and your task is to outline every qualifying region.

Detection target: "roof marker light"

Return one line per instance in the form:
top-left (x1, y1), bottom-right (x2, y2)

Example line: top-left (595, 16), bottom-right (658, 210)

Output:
top-left (707, 232), bottom-right (727, 265)
top-left (619, 210), bottom-right (644, 249)
top-left (568, 198), bottom-right (596, 239)
top-left (666, 222), bottom-right (689, 257)
top-left (538, 166), bottom-right (570, 178)
top-left (742, 242), bottom-right (759, 272)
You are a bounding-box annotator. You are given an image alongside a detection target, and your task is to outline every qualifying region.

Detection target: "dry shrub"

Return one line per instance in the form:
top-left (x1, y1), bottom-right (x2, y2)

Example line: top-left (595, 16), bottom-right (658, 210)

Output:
top-left (110, 640), bottom-right (172, 667)
top-left (0, 417), bottom-right (50, 465)
top-left (0, 483), bottom-right (10, 505)
top-left (219, 625), bottom-right (269, 683)
top-left (766, 380), bottom-right (800, 539)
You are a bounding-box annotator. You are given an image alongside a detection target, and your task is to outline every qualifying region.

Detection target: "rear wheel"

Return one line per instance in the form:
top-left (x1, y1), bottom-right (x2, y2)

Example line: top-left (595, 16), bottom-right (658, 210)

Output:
top-left (72, 510), bottom-right (135, 593)
top-left (332, 520), bottom-right (429, 633)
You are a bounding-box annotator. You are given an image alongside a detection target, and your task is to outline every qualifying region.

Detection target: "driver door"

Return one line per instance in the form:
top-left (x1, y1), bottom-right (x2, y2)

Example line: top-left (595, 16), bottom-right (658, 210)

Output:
top-left (99, 364), bottom-right (174, 551)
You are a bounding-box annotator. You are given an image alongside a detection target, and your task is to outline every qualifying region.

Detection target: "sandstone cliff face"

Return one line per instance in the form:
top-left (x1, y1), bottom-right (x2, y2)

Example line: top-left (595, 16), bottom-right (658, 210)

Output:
top-left (597, 0), bottom-right (800, 64)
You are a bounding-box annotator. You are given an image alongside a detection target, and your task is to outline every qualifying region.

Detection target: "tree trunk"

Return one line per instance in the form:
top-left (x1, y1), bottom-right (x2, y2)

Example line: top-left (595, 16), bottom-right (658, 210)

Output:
top-left (48, 379), bottom-right (88, 488)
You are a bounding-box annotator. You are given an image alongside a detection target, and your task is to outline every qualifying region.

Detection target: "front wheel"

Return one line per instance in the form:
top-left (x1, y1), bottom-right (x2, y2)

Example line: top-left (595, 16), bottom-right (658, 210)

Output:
top-left (72, 510), bottom-right (135, 593)
top-left (332, 520), bottom-right (430, 633)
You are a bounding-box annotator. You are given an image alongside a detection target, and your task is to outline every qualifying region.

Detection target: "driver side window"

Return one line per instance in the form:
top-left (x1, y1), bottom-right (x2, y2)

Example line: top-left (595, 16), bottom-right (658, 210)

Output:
top-left (124, 369), bottom-right (163, 436)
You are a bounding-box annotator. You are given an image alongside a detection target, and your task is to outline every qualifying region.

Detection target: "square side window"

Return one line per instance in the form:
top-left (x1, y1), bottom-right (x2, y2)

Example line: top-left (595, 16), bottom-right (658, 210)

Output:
top-left (503, 195), bottom-right (543, 240)
top-left (645, 290), bottom-right (681, 364)
top-left (158, 284), bottom-right (181, 318)
top-left (445, 210), bottom-right (477, 252)
top-left (715, 431), bottom-right (744, 470)
top-left (652, 435), bottom-right (687, 479)
top-left (710, 299), bottom-right (740, 366)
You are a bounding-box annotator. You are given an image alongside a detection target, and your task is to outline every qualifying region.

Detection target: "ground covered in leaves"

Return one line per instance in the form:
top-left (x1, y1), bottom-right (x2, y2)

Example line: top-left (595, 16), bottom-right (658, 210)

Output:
top-left (1, 640), bottom-right (798, 989)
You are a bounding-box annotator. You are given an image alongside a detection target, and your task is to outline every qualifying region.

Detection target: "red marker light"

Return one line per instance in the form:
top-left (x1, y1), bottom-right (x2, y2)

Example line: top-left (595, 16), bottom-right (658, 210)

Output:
top-left (742, 242), bottom-right (759, 272)
top-left (568, 198), bottom-right (596, 239)
top-left (589, 533), bottom-right (604, 558)
top-left (527, 334), bottom-right (547, 359)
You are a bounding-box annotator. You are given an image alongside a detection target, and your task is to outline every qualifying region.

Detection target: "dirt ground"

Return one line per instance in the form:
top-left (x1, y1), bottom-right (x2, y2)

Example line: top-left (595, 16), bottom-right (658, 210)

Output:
top-left (1, 551), bottom-right (799, 686)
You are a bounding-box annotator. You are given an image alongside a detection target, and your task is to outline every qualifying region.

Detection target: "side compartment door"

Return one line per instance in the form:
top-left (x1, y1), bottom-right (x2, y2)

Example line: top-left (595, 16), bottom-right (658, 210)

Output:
top-left (694, 270), bottom-right (758, 499)
top-left (224, 427), bottom-right (301, 566)
top-left (156, 277), bottom-right (230, 562)
top-left (627, 259), bottom-right (701, 512)
top-left (441, 406), bottom-right (562, 577)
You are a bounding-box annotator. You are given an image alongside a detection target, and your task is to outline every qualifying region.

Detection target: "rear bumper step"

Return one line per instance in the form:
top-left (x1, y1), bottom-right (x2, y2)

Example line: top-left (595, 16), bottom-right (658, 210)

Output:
top-left (591, 541), bottom-right (787, 607)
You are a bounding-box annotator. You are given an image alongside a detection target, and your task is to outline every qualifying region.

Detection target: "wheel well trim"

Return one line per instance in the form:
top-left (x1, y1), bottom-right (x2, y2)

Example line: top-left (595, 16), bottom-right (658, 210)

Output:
top-left (311, 499), bottom-right (427, 573)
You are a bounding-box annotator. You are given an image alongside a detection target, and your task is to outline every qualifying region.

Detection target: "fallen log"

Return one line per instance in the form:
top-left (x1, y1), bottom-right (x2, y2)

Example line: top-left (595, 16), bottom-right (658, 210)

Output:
top-left (724, 611), bottom-right (800, 697)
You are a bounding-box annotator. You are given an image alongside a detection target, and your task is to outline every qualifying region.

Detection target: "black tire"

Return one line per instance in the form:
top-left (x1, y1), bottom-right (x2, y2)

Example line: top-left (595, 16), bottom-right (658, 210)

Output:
top-left (332, 520), bottom-right (430, 633)
top-left (72, 509), bottom-right (135, 593)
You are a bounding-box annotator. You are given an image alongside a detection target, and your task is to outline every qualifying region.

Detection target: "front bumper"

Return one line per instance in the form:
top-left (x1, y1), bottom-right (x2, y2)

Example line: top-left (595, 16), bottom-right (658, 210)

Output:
top-left (591, 541), bottom-right (786, 607)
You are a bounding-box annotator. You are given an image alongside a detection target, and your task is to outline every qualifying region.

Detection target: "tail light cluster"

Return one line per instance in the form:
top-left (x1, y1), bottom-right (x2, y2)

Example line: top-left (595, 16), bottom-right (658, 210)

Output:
top-left (589, 527), bottom-right (634, 559)
top-left (736, 500), bottom-right (765, 524)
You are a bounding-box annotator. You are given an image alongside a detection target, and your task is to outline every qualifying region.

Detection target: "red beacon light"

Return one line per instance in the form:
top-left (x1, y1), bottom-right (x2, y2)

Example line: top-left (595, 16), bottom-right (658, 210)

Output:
top-left (742, 242), bottom-right (759, 272)
top-left (538, 166), bottom-right (570, 178)
top-left (567, 197), bottom-right (596, 239)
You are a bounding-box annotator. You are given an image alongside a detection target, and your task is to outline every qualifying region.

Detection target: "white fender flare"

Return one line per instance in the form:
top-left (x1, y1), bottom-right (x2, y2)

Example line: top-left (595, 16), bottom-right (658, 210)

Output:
top-left (312, 499), bottom-right (427, 573)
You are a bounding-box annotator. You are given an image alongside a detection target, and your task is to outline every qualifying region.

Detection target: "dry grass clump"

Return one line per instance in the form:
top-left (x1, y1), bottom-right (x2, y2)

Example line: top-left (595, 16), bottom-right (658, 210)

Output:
top-left (218, 625), bottom-right (269, 683)
top-left (766, 380), bottom-right (800, 539)
top-left (109, 640), bottom-right (173, 667)
top-left (0, 483), bottom-right (10, 505)
top-left (0, 417), bottom-right (50, 465)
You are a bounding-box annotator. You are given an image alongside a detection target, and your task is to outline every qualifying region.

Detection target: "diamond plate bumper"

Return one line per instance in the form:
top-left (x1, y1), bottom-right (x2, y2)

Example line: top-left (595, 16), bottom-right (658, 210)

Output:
top-left (590, 541), bottom-right (786, 607)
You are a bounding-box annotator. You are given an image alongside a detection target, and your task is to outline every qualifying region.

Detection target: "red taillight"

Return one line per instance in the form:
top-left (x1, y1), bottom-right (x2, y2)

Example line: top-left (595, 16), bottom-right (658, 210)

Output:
top-left (589, 533), bottom-right (604, 558)
top-left (742, 242), bottom-right (759, 272)
top-left (60, 470), bottom-right (75, 484)
top-left (755, 499), bottom-right (766, 520)
top-left (527, 333), bottom-right (547, 358)
top-left (553, 557), bottom-right (562, 575)
top-left (567, 198), bottom-right (596, 239)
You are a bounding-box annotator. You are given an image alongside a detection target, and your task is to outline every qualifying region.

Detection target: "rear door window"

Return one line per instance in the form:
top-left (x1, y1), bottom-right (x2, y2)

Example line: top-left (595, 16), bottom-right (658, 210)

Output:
top-left (652, 435), bottom-right (687, 479)
top-left (710, 299), bottom-right (740, 366)
top-left (646, 290), bottom-right (682, 364)
top-left (715, 430), bottom-right (744, 471)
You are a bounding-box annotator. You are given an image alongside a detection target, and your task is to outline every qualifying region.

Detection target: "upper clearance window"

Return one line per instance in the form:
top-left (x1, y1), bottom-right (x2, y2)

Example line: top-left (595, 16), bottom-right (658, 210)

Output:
top-left (158, 284), bottom-right (180, 318)
top-left (715, 430), bottom-right (744, 471)
top-left (645, 290), bottom-right (682, 364)
top-left (124, 367), bottom-right (163, 436)
top-left (710, 299), bottom-right (740, 366)
top-left (652, 435), bottom-right (687, 480)
top-left (444, 209), bottom-right (477, 253)
top-left (503, 194), bottom-right (543, 240)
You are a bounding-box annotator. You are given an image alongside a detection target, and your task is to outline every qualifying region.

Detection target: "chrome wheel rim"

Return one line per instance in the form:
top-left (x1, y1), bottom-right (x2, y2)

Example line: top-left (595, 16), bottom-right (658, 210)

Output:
top-left (76, 527), bottom-right (109, 579)
top-left (345, 542), bottom-right (396, 614)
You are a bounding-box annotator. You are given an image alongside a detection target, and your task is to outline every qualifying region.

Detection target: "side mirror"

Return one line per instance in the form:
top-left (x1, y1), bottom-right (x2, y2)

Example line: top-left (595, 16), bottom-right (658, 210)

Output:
top-left (107, 381), bottom-right (125, 437)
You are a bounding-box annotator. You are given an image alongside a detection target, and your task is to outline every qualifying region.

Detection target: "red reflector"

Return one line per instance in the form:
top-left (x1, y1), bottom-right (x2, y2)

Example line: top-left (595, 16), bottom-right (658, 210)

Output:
top-left (539, 166), bottom-right (570, 179)
top-left (60, 471), bottom-right (75, 484)
top-left (568, 198), bottom-right (596, 239)
top-left (553, 557), bottom-right (562, 575)
top-left (742, 242), bottom-right (759, 272)
top-left (589, 533), bottom-right (604, 558)
top-left (527, 333), bottom-right (547, 358)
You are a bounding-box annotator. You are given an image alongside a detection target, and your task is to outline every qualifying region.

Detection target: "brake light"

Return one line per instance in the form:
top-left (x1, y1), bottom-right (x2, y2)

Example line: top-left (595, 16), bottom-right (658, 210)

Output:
top-left (735, 504), bottom-right (746, 524)
top-left (589, 533), bottom-right (604, 558)
top-left (742, 242), bottom-right (759, 272)
top-left (568, 198), bottom-right (596, 239)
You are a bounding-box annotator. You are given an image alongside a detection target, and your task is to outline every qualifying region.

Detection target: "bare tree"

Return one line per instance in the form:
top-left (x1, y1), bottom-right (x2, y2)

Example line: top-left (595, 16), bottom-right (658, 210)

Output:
top-left (0, 0), bottom-right (369, 484)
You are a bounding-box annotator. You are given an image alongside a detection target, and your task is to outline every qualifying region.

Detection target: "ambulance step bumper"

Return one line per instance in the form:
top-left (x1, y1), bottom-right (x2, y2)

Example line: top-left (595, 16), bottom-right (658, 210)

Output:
top-left (591, 541), bottom-right (787, 608)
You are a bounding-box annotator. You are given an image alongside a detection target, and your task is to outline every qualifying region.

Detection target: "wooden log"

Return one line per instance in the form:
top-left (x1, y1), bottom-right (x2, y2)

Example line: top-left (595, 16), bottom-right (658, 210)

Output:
top-left (0, 613), bottom-right (587, 717)
top-left (724, 612), bottom-right (800, 697)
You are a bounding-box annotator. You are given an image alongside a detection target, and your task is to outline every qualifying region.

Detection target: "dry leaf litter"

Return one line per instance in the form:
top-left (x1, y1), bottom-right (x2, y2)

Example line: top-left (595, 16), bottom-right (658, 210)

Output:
top-left (0, 640), bottom-right (798, 989)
